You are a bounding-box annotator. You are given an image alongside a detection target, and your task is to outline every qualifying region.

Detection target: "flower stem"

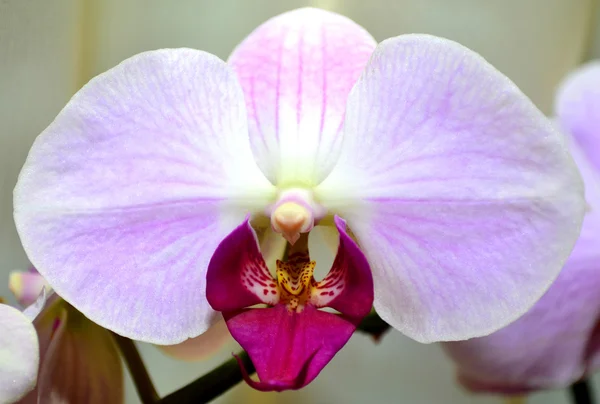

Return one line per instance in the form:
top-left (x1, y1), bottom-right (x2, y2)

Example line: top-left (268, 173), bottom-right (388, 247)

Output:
top-left (111, 332), bottom-right (160, 404)
top-left (358, 310), bottom-right (390, 341)
top-left (570, 379), bottom-right (595, 404)
top-left (159, 351), bottom-right (255, 404)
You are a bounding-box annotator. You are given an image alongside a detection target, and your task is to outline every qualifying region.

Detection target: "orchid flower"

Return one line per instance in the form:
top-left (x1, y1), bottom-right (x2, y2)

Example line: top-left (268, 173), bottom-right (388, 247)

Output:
top-left (442, 61), bottom-right (600, 394)
top-left (2, 269), bottom-right (123, 404)
top-left (13, 8), bottom-right (585, 390)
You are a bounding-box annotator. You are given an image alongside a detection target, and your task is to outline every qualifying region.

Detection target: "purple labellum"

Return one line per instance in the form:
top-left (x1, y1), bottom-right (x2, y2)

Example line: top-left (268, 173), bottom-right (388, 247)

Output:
top-left (207, 216), bottom-right (373, 389)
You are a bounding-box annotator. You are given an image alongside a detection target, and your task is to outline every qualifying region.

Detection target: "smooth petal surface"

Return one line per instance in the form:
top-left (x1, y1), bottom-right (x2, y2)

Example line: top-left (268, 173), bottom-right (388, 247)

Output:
top-left (14, 49), bottom-right (275, 343)
top-left (443, 137), bottom-right (600, 391)
top-left (555, 61), bottom-right (600, 172)
top-left (316, 35), bottom-right (585, 342)
top-left (0, 304), bottom-right (39, 403)
top-left (227, 305), bottom-right (355, 391)
top-left (229, 7), bottom-right (376, 186)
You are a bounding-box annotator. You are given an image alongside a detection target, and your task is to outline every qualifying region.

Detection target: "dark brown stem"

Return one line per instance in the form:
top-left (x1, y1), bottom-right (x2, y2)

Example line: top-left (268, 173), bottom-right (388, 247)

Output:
top-left (111, 332), bottom-right (160, 404)
top-left (357, 310), bottom-right (391, 342)
top-left (570, 379), bottom-right (596, 404)
top-left (159, 351), bottom-right (255, 404)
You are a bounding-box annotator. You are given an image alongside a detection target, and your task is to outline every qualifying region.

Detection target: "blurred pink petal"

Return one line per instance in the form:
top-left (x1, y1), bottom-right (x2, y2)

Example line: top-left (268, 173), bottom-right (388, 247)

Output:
top-left (9, 270), bottom-right (51, 308)
top-left (555, 61), bottom-right (600, 172)
top-left (157, 319), bottom-right (232, 361)
top-left (0, 304), bottom-right (39, 403)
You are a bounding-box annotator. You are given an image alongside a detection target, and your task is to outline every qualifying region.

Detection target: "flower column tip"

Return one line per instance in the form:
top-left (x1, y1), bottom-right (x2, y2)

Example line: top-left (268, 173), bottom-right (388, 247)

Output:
top-left (271, 202), bottom-right (313, 245)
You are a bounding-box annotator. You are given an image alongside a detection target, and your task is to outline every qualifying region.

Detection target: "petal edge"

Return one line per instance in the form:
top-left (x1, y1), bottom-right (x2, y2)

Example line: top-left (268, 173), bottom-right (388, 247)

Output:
top-left (317, 34), bottom-right (585, 342)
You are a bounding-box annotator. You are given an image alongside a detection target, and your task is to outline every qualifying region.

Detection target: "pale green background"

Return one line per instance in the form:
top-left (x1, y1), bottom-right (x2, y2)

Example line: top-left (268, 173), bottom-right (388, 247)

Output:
top-left (1, 1), bottom-right (599, 403)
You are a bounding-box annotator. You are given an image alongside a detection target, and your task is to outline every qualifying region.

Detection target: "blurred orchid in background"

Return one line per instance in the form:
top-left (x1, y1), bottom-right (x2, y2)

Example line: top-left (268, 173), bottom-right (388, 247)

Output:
top-left (12, 7), bottom-right (586, 391)
top-left (2, 269), bottom-right (123, 404)
top-left (0, 292), bottom-right (42, 403)
top-left (155, 317), bottom-right (232, 362)
top-left (442, 61), bottom-right (600, 395)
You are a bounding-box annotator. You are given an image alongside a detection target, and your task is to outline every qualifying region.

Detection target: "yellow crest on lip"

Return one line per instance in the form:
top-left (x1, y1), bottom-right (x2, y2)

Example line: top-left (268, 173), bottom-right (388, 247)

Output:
top-left (276, 258), bottom-right (316, 297)
top-left (275, 248), bottom-right (317, 312)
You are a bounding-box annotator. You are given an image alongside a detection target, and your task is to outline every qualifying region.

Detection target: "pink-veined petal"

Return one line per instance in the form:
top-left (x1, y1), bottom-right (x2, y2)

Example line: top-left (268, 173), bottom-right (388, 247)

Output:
top-left (229, 7), bottom-right (376, 186)
top-left (0, 304), bottom-right (39, 403)
top-left (316, 35), bottom-right (585, 343)
top-left (442, 126), bottom-right (600, 392)
top-left (555, 61), bottom-right (600, 172)
top-left (227, 305), bottom-right (355, 391)
top-left (14, 49), bottom-right (275, 344)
